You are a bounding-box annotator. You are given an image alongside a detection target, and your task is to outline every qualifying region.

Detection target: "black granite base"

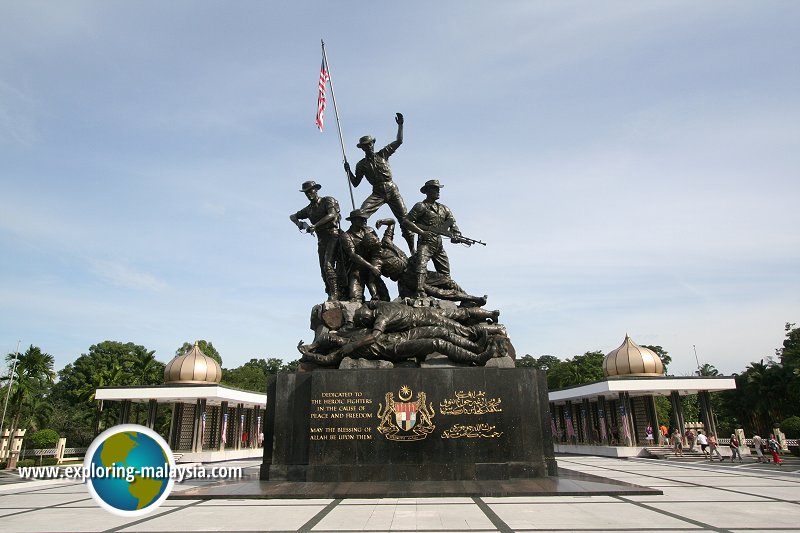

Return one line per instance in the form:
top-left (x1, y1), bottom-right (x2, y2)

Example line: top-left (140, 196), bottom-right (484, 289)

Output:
top-left (260, 367), bottom-right (556, 482)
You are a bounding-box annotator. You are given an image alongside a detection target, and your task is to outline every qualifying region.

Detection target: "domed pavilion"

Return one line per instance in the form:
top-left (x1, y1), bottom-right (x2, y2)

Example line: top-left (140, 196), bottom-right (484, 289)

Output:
top-left (95, 343), bottom-right (266, 462)
top-left (547, 335), bottom-right (736, 456)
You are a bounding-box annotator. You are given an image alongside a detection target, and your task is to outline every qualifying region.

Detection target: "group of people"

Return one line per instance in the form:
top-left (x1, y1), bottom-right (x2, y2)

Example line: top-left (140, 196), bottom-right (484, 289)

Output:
top-left (646, 424), bottom-right (784, 464)
top-left (290, 113), bottom-right (485, 305)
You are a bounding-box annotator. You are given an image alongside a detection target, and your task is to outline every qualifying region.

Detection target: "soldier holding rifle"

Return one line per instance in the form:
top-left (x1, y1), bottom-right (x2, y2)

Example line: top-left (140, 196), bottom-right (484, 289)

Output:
top-left (403, 180), bottom-right (471, 298)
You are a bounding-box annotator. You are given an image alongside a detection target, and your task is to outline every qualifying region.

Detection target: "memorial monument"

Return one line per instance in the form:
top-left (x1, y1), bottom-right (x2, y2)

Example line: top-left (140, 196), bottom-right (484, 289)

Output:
top-left (262, 113), bottom-right (556, 483)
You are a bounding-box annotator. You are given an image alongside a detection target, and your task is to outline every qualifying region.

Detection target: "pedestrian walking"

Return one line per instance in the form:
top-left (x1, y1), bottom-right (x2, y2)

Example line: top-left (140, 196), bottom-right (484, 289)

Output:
top-left (685, 428), bottom-right (696, 451)
top-left (729, 433), bottom-right (743, 462)
top-left (671, 428), bottom-right (684, 456)
top-left (696, 430), bottom-right (710, 457)
top-left (767, 434), bottom-right (783, 465)
top-left (660, 424), bottom-right (669, 445)
top-left (752, 434), bottom-right (765, 463)
top-left (708, 433), bottom-right (723, 461)
top-left (645, 424), bottom-right (655, 446)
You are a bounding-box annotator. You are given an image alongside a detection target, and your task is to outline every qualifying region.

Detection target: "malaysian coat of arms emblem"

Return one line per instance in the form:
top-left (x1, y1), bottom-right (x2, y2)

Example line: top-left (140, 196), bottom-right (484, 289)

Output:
top-left (377, 385), bottom-right (435, 441)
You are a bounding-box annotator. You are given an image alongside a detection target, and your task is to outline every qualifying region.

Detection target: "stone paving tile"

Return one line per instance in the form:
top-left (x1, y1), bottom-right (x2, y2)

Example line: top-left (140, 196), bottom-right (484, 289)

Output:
top-left (624, 484), bottom-right (774, 502)
top-left (119, 502), bottom-right (325, 532)
top-left (0, 492), bottom-right (92, 508)
top-left (314, 501), bottom-right (495, 531)
top-left (646, 500), bottom-right (800, 529)
top-left (196, 498), bottom-right (333, 506)
top-left (338, 497), bottom-right (475, 505)
top-left (488, 500), bottom-right (700, 530)
top-left (482, 495), bottom-right (619, 503)
top-left (0, 506), bottom-right (173, 532)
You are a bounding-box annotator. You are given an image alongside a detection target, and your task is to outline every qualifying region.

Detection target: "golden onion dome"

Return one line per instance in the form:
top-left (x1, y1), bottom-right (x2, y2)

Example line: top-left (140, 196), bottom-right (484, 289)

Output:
top-left (603, 334), bottom-right (665, 377)
top-left (163, 342), bottom-right (222, 384)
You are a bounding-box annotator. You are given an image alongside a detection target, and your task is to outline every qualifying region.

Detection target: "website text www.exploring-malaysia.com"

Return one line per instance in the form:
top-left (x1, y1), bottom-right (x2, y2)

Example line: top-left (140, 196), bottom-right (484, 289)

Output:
top-left (17, 463), bottom-right (242, 483)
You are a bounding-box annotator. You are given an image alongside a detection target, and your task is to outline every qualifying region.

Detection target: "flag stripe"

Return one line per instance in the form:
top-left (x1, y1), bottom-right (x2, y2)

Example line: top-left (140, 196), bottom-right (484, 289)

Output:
top-left (315, 57), bottom-right (330, 131)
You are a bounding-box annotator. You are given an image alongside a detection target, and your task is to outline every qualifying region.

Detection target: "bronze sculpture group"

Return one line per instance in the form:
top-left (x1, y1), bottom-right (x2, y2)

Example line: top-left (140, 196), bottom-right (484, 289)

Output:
top-left (290, 114), bottom-right (513, 369)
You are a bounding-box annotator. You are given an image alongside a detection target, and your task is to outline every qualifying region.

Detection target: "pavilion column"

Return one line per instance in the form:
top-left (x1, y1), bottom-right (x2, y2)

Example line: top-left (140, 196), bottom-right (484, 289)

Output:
top-left (234, 404), bottom-right (243, 450)
top-left (618, 392), bottom-right (634, 446)
top-left (581, 399), bottom-right (591, 444)
top-left (168, 403), bottom-right (181, 450)
top-left (647, 395), bottom-right (660, 444)
top-left (254, 405), bottom-right (262, 447)
top-left (145, 399), bottom-right (158, 429)
top-left (192, 399), bottom-right (206, 453)
top-left (119, 400), bottom-right (131, 424)
top-left (597, 396), bottom-right (608, 445)
top-left (698, 390), bottom-right (717, 438)
top-left (218, 401), bottom-right (228, 451)
top-left (669, 391), bottom-right (686, 443)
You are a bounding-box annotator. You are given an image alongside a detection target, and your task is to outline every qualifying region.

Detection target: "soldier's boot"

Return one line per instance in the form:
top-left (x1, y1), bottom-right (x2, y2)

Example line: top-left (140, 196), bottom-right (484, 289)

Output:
top-left (415, 273), bottom-right (427, 299)
top-left (325, 273), bottom-right (341, 301)
top-left (473, 323), bottom-right (507, 336)
top-left (466, 308), bottom-right (500, 323)
top-left (429, 339), bottom-right (481, 365)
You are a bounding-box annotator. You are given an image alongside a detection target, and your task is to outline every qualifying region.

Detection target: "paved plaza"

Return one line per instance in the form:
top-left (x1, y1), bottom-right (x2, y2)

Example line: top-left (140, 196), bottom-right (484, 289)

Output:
top-left (1, 455), bottom-right (798, 533)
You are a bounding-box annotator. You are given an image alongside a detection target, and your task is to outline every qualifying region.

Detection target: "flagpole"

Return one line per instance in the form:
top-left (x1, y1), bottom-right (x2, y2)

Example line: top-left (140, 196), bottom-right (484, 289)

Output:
top-left (321, 39), bottom-right (356, 211)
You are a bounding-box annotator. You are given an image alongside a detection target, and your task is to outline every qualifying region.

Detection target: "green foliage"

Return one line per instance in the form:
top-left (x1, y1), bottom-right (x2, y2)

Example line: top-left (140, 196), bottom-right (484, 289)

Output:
top-left (517, 354), bottom-right (561, 371)
top-left (696, 363), bottom-right (719, 376)
top-left (40, 457), bottom-right (58, 466)
top-left (28, 429), bottom-right (60, 449)
top-left (0, 345), bottom-right (56, 433)
top-left (177, 340), bottom-right (222, 365)
top-left (641, 345), bottom-right (671, 373)
top-left (16, 459), bottom-right (35, 468)
top-left (546, 351), bottom-right (605, 389)
top-left (780, 416), bottom-right (800, 438)
top-left (222, 358), bottom-right (298, 392)
top-left (51, 341), bottom-right (163, 436)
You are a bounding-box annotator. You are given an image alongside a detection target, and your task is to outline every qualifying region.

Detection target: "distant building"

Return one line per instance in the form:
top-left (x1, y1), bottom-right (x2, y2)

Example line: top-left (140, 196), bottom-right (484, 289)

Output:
top-left (95, 343), bottom-right (265, 462)
top-left (548, 335), bottom-right (736, 456)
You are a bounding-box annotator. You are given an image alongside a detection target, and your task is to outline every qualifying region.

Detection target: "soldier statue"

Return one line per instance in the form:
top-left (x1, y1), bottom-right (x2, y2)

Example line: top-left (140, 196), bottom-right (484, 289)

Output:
top-left (340, 209), bottom-right (389, 302)
top-left (402, 180), bottom-right (462, 298)
top-left (373, 218), bottom-right (487, 306)
top-left (289, 180), bottom-right (342, 301)
top-left (343, 113), bottom-right (417, 255)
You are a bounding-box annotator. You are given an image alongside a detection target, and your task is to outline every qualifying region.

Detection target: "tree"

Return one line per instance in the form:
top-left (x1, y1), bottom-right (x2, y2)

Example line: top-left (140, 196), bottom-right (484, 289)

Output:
top-left (1, 345), bottom-right (55, 433)
top-left (696, 363), bottom-right (719, 377)
top-left (517, 354), bottom-right (561, 371)
top-left (546, 351), bottom-right (605, 389)
top-left (222, 358), bottom-right (301, 392)
top-left (642, 345), bottom-right (671, 373)
top-left (176, 340), bottom-right (222, 366)
top-left (52, 341), bottom-right (159, 434)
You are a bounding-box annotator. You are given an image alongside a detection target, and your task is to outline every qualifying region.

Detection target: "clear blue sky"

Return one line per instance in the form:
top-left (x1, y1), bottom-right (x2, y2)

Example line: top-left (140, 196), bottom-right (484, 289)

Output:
top-left (1, 1), bottom-right (798, 376)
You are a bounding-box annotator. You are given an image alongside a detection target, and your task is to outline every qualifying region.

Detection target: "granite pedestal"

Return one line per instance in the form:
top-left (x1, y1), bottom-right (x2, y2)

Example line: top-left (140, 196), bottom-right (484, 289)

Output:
top-left (260, 367), bottom-right (556, 482)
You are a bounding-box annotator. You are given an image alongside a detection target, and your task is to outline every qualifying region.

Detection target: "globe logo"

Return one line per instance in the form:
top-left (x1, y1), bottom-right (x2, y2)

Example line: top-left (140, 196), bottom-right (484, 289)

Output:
top-left (84, 424), bottom-right (175, 517)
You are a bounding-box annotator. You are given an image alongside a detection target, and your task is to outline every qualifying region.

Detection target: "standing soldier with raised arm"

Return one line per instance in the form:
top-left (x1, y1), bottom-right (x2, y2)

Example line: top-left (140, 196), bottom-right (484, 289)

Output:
top-left (289, 180), bottom-right (342, 301)
top-left (402, 180), bottom-right (462, 298)
top-left (344, 113), bottom-right (417, 255)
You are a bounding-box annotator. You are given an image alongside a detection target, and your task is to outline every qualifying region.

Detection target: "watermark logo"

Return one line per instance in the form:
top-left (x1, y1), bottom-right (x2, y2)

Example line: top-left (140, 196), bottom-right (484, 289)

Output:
top-left (83, 424), bottom-right (175, 517)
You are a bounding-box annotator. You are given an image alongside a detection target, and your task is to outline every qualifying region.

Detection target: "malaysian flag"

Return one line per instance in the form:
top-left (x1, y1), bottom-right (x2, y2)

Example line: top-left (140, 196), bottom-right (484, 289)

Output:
top-left (619, 404), bottom-right (631, 442)
top-left (221, 413), bottom-right (228, 444)
top-left (598, 408), bottom-right (607, 441)
top-left (315, 56), bottom-right (330, 131)
top-left (565, 410), bottom-right (576, 438)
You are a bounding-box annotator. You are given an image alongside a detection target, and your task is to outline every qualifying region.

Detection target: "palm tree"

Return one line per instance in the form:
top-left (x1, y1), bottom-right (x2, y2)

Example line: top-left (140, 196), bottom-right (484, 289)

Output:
top-left (123, 349), bottom-right (163, 423)
top-left (1, 346), bottom-right (55, 433)
top-left (696, 363), bottom-right (719, 377)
